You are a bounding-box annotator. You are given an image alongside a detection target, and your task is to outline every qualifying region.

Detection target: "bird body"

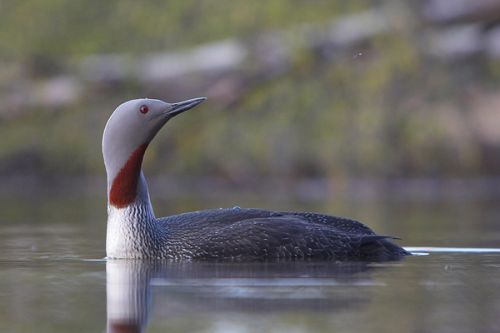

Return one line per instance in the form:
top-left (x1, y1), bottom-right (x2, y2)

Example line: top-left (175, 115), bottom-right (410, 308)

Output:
top-left (103, 97), bottom-right (409, 261)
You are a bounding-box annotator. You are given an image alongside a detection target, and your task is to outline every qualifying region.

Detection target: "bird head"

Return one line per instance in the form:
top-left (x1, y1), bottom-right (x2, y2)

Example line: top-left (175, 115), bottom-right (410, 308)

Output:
top-left (102, 97), bottom-right (206, 205)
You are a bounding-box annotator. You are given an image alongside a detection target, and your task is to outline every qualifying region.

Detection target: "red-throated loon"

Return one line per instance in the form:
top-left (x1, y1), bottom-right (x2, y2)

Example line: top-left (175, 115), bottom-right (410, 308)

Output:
top-left (103, 97), bottom-right (409, 261)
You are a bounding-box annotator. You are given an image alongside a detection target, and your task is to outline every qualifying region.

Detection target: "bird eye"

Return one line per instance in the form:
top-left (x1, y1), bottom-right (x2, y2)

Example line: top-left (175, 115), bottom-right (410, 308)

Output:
top-left (139, 105), bottom-right (149, 114)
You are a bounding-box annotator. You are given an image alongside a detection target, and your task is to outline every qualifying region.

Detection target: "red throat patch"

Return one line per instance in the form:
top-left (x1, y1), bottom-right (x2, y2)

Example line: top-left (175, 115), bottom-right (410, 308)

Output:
top-left (109, 144), bottom-right (148, 208)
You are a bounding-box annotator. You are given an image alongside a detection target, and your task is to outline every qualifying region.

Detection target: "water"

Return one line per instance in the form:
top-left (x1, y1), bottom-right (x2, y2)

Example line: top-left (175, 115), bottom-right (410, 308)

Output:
top-left (1, 197), bottom-right (499, 333)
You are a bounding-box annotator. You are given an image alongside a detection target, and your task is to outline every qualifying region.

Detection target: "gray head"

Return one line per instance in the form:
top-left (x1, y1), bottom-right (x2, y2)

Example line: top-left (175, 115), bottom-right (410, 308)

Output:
top-left (103, 97), bottom-right (206, 207)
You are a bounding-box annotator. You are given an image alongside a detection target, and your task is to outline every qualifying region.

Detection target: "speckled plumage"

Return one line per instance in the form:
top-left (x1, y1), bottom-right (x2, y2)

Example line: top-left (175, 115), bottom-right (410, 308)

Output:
top-left (103, 97), bottom-right (409, 261)
top-left (160, 208), bottom-right (408, 261)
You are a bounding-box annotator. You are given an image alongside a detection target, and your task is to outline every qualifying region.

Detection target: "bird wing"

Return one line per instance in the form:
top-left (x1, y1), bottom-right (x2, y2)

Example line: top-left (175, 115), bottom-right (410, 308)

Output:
top-left (158, 208), bottom-right (406, 260)
top-left (279, 211), bottom-right (377, 235)
top-left (191, 216), bottom-right (376, 260)
top-left (159, 208), bottom-right (375, 235)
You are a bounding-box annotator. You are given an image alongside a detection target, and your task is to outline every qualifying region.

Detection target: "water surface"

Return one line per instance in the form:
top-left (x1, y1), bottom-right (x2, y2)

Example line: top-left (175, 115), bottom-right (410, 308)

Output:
top-left (1, 197), bottom-right (499, 332)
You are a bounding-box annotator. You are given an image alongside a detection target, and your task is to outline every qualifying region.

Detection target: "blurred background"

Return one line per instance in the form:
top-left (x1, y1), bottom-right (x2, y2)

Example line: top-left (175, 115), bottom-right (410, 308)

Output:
top-left (1, 0), bottom-right (500, 222)
top-left (2, 3), bottom-right (500, 331)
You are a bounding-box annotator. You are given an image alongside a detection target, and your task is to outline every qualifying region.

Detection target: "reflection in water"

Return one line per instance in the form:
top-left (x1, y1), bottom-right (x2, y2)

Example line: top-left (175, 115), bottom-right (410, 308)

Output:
top-left (106, 260), bottom-right (379, 333)
top-left (1, 198), bottom-right (499, 333)
top-left (107, 261), bottom-right (156, 333)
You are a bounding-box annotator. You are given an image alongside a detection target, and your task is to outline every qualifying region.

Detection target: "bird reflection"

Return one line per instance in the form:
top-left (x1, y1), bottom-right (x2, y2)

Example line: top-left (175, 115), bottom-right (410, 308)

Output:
top-left (107, 260), bottom-right (158, 333)
top-left (106, 260), bottom-right (382, 333)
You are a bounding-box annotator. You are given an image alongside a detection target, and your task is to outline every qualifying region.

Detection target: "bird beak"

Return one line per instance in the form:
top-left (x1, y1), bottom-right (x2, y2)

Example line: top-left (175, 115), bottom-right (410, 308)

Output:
top-left (167, 97), bottom-right (207, 117)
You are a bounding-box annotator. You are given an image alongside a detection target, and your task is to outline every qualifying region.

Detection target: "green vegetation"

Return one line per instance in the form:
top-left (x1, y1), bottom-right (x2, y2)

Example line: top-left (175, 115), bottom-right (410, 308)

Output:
top-left (0, 0), bottom-right (499, 189)
top-left (0, 1), bottom-right (364, 61)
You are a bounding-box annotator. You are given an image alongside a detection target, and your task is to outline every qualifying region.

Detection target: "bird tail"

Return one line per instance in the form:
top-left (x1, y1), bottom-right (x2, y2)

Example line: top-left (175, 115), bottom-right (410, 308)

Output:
top-left (358, 235), bottom-right (410, 261)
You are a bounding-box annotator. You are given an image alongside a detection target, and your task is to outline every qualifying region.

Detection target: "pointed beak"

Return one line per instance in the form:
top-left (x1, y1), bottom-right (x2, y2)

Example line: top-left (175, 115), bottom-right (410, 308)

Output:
top-left (167, 97), bottom-right (207, 118)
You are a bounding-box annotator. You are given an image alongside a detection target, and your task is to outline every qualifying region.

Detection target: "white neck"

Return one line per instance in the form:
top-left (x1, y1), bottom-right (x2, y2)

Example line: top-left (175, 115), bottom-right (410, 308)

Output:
top-left (106, 173), bottom-right (163, 259)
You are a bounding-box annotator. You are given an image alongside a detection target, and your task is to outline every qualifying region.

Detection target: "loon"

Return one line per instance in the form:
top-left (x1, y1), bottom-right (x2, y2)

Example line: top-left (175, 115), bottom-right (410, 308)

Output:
top-left (103, 97), bottom-right (409, 261)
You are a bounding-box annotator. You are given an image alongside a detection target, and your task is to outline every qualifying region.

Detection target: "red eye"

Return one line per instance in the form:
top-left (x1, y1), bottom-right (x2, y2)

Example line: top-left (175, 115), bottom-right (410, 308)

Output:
top-left (139, 105), bottom-right (149, 114)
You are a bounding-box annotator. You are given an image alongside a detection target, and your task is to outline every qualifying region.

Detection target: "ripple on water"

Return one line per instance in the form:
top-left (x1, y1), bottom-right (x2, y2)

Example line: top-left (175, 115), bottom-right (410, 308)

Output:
top-left (404, 247), bottom-right (500, 253)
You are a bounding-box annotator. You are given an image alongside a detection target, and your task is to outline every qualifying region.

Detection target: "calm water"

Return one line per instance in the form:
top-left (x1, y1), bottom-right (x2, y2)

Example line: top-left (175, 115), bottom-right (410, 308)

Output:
top-left (1, 196), bottom-right (499, 333)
